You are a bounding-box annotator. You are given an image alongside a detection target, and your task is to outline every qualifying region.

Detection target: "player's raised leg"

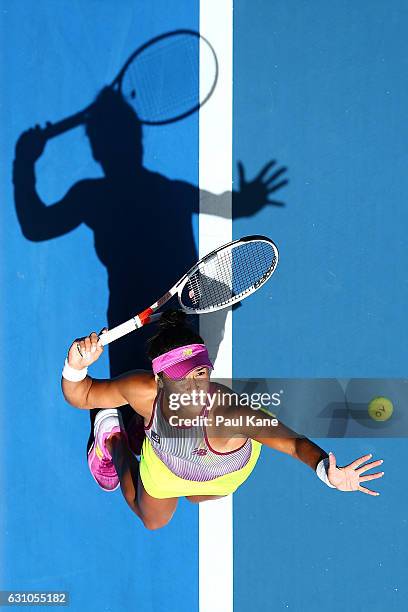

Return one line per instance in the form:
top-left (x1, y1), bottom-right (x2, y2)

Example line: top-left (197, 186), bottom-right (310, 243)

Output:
top-left (88, 409), bottom-right (178, 529)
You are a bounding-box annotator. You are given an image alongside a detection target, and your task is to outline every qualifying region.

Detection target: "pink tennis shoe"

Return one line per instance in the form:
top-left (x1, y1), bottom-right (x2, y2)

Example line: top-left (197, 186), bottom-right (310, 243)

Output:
top-left (87, 409), bottom-right (125, 492)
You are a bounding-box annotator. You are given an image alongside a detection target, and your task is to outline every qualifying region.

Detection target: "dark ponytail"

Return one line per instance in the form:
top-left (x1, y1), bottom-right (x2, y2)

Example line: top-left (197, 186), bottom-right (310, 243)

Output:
top-left (146, 310), bottom-right (204, 361)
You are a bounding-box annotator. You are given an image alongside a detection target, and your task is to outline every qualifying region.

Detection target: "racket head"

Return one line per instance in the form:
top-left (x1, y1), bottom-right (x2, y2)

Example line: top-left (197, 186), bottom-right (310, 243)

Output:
top-left (114, 29), bottom-right (218, 125)
top-left (178, 235), bottom-right (279, 314)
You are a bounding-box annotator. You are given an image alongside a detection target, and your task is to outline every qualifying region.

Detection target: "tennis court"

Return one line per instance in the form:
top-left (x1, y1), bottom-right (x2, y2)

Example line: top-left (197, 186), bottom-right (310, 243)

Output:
top-left (1, 1), bottom-right (407, 611)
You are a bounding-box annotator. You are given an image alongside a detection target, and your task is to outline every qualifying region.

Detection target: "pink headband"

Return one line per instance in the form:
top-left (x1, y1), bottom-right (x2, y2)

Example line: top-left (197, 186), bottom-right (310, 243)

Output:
top-left (152, 344), bottom-right (213, 380)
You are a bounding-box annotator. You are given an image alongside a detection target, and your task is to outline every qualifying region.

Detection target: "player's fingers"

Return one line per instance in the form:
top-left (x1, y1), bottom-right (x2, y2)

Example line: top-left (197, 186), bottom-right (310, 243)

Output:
top-left (327, 452), bottom-right (336, 470)
top-left (84, 336), bottom-right (92, 356)
top-left (265, 167), bottom-right (288, 185)
top-left (76, 339), bottom-right (86, 357)
top-left (266, 179), bottom-right (289, 194)
top-left (356, 459), bottom-right (383, 474)
top-left (349, 453), bottom-right (372, 469)
top-left (359, 471), bottom-right (384, 482)
top-left (97, 328), bottom-right (108, 347)
top-left (255, 160), bottom-right (276, 181)
top-left (358, 485), bottom-right (380, 496)
top-left (89, 332), bottom-right (99, 354)
top-left (266, 199), bottom-right (285, 207)
top-left (237, 161), bottom-right (245, 184)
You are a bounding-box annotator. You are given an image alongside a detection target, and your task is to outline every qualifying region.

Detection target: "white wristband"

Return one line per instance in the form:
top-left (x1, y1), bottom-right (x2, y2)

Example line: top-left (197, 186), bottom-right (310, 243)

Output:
top-left (316, 457), bottom-right (336, 488)
top-left (62, 358), bottom-right (88, 382)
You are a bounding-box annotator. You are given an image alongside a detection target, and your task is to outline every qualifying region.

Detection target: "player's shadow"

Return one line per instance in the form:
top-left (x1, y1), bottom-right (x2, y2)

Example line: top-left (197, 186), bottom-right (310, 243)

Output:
top-left (13, 88), bottom-right (289, 448)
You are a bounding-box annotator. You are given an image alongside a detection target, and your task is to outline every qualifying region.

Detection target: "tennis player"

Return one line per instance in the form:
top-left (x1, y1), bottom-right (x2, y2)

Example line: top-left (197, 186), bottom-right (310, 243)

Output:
top-left (62, 311), bottom-right (384, 530)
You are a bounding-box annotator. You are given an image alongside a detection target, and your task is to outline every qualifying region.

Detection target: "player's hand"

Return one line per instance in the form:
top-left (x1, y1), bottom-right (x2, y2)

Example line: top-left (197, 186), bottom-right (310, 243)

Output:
top-left (234, 160), bottom-right (288, 214)
top-left (327, 452), bottom-right (384, 496)
top-left (67, 329), bottom-right (107, 371)
top-left (15, 126), bottom-right (48, 162)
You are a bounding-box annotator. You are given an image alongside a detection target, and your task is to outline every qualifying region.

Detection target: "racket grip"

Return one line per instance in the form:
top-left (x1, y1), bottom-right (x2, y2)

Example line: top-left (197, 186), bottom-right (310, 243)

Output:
top-left (98, 317), bottom-right (141, 346)
top-left (43, 108), bottom-right (89, 139)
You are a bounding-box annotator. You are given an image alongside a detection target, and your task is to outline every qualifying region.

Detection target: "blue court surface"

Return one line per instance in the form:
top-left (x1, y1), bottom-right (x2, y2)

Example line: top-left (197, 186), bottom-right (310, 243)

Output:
top-left (1, 1), bottom-right (408, 611)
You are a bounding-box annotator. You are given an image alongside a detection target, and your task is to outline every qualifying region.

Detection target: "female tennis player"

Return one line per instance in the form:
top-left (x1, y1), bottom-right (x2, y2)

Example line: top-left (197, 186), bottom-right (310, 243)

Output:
top-left (62, 311), bottom-right (384, 530)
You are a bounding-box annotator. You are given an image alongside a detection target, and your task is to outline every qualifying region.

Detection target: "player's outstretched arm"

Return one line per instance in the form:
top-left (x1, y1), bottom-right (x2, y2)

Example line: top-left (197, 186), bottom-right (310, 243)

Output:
top-left (209, 385), bottom-right (327, 470)
top-left (221, 399), bottom-right (384, 495)
top-left (233, 407), bottom-right (327, 470)
top-left (61, 329), bottom-right (155, 417)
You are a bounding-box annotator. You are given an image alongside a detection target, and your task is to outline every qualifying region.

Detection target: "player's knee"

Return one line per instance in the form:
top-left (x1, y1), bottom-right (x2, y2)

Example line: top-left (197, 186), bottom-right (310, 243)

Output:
top-left (185, 495), bottom-right (200, 503)
top-left (141, 514), bottom-right (172, 531)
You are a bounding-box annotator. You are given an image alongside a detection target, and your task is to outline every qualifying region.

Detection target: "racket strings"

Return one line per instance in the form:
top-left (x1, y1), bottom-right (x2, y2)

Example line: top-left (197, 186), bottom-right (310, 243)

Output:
top-left (122, 36), bottom-right (201, 122)
top-left (183, 241), bottom-right (277, 311)
top-left (235, 241), bottom-right (275, 288)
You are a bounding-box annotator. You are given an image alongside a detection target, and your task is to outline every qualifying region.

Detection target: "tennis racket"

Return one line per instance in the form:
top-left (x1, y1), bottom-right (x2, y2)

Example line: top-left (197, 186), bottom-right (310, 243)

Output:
top-left (98, 235), bottom-right (279, 347)
top-left (43, 29), bottom-right (218, 137)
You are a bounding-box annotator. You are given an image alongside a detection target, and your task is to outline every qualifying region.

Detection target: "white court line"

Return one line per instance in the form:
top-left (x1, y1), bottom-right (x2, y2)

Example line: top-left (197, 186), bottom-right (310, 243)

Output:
top-left (199, 2), bottom-right (233, 612)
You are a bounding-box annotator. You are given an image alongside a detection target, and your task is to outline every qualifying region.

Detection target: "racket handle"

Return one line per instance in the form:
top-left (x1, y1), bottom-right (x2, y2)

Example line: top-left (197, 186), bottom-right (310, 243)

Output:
top-left (98, 317), bottom-right (142, 346)
top-left (97, 308), bottom-right (161, 347)
top-left (42, 108), bottom-right (89, 139)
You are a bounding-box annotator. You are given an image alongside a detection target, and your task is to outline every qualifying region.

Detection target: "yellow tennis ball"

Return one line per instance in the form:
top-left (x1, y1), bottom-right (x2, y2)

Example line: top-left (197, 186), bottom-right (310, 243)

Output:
top-left (368, 396), bottom-right (393, 422)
